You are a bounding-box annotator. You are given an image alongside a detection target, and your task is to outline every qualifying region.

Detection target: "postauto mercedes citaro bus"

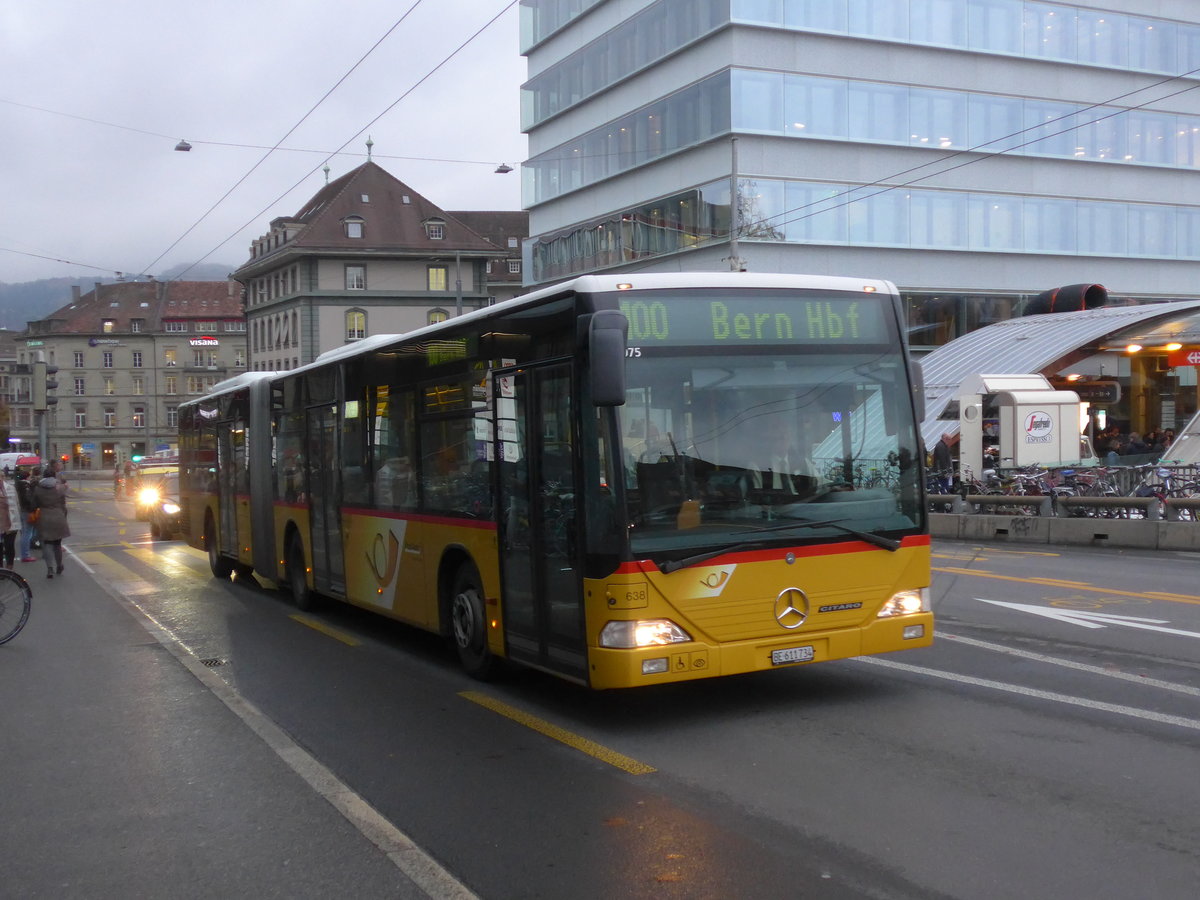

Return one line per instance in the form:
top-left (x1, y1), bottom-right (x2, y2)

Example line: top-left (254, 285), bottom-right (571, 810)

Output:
top-left (179, 273), bottom-right (932, 689)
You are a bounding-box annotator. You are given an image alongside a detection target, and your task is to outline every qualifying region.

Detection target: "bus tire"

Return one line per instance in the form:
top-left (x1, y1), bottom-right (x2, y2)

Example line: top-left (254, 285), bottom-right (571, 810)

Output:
top-left (287, 537), bottom-right (318, 611)
top-left (450, 564), bottom-right (497, 680)
top-left (206, 516), bottom-right (234, 579)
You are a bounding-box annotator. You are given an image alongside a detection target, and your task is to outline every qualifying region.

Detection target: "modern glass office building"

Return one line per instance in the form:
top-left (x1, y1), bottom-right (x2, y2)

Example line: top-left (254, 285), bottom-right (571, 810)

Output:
top-left (519, 0), bottom-right (1200, 351)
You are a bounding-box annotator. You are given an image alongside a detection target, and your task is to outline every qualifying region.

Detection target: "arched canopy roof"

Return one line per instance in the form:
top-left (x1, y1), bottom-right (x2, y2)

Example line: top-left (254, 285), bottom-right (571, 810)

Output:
top-left (918, 300), bottom-right (1200, 448)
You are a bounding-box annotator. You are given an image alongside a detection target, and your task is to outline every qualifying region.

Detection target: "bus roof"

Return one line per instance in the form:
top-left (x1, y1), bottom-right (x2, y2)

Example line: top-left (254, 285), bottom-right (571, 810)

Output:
top-left (185, 271), bottom-right (899, 404)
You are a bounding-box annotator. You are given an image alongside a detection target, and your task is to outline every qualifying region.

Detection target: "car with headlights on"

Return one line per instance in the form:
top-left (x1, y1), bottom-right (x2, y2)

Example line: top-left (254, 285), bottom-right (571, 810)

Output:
top-left (145, 473), bottom-right (183, 540)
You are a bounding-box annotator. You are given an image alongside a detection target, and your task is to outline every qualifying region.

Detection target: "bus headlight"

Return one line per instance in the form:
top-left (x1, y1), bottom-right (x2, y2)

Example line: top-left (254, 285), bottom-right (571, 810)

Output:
top-left (599, 619), bottom-right (691, 648)
top-left (161, 501), bottom-right (181, 515)
top-left (877, 588), bottom-right (929, 617)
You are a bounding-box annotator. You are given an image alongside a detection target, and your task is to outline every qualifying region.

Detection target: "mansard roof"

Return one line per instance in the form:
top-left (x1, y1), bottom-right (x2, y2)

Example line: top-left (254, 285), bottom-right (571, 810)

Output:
top-left (271, 161), bottom-right (497, 255)
top-left (30, 280), bottom-right (244, 334)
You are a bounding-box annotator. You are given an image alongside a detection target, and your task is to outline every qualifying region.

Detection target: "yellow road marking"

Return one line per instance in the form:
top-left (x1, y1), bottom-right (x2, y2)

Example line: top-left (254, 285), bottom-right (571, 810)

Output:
top-left (460, 691), bottom-right (656, 775)
top-left (290, 614), bottom-right (360, 646)
top-left (933, 566), bottom-right (1200, 607)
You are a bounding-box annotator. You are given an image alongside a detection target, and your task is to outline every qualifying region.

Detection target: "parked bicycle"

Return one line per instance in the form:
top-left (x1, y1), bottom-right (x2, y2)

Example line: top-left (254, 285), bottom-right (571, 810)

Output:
top-left (0, 568), bottom-right (33, 646)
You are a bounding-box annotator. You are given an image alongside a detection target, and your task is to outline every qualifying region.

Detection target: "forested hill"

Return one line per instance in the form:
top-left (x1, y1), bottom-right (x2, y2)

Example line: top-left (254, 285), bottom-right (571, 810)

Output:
top-left (0, 263), bottom-right (236, 330)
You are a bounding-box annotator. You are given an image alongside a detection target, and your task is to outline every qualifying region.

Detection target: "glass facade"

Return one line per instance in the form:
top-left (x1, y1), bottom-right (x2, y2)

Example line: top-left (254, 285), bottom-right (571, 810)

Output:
top-left (524, 72), bottom-right (731, 206)
top-left (731, 0), bottom-right (1200, 76)
top-left (520, 0), bottom-right (604, 51)
top-left (531, 173), bottom-right (1200, 282)
top-left (738, 69), bottom-right (1200, 167)
top-left (522, 0), bottom-right (726, 128)
top-left (527, 67), bottom-right (1200, 206)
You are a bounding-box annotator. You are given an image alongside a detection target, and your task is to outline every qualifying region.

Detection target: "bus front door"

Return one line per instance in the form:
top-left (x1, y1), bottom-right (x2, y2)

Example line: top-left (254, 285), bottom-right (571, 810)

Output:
top-left (306, 404), bottom-right (345, 595)
top-left (495, 364), bottom-right (587, 681)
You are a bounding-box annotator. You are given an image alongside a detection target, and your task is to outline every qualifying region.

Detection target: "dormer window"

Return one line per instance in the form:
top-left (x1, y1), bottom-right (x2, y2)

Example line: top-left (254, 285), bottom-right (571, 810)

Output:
top-left (102, 319), bottom-right (116, 333)
top-left (425, 219), bottom-right (445, 240)
top-left (344, 215), bottom-right (365, 239)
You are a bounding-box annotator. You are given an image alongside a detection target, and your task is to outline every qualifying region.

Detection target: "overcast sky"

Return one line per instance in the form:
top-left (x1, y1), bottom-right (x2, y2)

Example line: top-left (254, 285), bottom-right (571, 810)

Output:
top-left (0, 0), bottom-right (527, 285)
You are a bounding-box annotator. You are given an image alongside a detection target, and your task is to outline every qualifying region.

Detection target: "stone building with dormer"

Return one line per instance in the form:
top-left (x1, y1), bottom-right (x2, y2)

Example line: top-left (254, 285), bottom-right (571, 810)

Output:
top-left (234, 161), bottom-right (527, 371)
top-left (17, 280), bottom-right (246, 468)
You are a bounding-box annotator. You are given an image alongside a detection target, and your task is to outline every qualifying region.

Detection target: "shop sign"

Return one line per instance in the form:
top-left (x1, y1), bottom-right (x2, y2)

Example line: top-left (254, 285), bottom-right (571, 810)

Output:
top-left (89, 338), bottom-right (121, 346)
top-left (1069, 380), bottom-right (1121, 404)
top-left (189, 336), bottom-right (219, 346)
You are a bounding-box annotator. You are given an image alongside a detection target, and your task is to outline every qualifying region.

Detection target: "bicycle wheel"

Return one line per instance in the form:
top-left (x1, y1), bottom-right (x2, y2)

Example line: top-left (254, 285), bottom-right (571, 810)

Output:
top-left (0, 568), bottom-right (32, 646)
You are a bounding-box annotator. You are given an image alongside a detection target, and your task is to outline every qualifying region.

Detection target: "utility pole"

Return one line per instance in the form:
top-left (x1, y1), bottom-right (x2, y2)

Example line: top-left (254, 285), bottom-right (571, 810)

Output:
top-left (726, 137), bottom-right (746, 272)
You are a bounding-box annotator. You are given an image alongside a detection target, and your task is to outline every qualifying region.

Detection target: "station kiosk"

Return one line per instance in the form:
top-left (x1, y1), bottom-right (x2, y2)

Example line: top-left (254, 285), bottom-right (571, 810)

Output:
top-left (956, 374), bottom-right (1091, 480)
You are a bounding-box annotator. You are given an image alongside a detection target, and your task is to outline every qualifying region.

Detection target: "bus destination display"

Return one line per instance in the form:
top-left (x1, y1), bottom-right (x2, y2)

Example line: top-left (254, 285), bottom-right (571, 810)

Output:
top-left (618, 294), bottom-right (890, 346)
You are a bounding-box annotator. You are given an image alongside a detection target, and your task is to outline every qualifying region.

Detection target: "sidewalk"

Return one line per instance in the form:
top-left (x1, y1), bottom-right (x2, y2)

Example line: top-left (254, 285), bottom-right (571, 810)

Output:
top-left (0, 556), bottom-right (454, 899)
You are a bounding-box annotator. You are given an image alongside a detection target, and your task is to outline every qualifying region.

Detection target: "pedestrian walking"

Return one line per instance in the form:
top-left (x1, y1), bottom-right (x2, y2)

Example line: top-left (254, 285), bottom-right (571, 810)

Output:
top-left (0, 473), bottom-right (20, 567)
top-left (14, 469), bottom-right (38, 561)
top-left (32, 467), bottom-right (70, 578)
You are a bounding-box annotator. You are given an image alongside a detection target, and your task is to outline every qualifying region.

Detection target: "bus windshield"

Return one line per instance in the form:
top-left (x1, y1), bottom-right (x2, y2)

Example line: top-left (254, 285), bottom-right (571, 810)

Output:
top-left (617, 348), bottom-right (923, 558)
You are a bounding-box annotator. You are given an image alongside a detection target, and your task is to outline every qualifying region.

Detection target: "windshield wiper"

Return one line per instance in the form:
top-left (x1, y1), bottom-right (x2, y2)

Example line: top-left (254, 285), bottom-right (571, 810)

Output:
top-left (658, 519), bottom-right (901, 573)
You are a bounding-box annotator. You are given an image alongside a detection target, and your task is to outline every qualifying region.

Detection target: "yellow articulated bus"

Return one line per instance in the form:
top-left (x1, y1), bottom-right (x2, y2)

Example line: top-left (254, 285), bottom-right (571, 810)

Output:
top-left (178, 273), bottom-right (932, 688)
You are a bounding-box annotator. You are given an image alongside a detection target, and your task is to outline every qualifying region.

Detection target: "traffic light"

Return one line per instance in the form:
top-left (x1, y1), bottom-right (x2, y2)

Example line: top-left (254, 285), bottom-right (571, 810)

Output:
top-left (31, 353), bottom-right (59, 411)
top-left (45, 364), bottom-right (59, 407)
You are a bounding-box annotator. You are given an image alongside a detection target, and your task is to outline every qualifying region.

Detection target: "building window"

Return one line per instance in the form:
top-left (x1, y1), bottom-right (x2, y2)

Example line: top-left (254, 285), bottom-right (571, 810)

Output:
top-left (166, 406), bottom-right (178, 428)
top-left (104, 376), bottom-right (114, 396)
top-left (164, 348), bottom-right (177, 366)
top-left (345, 309), bottom-right (366, 340)
top-left (345, 265), bottom-right (366, 290)
top-left (132, 407), bottom-right (145, 428)
top-left (426, 220), bottom-right (445, 240)
top-left (428, 309), bottom-right (449, 325)
top-left (73, 377), bottom-right (85, 395)
top-left (102, 319), bottom-right (115, 333)
top-left (132, 351), bottom-right (143, 368)
top-left (165, 321), bottom-right (186, 333)
top-left (104, 408), bottom-right (116, 428)
top-left (130, 319), bottom-right (144, 333)
top-left (133, 376), bottom-right (145, 395)
top-left (102, 351), bottom-right (113, 368)
top-left (508, 259), bottom-right (521, 274)
top-left (344, 216), bottom-right (365, 238)
top-left (224, 321), bottom-right (246, 332)
top-left (74, 408), bottom-right (87, 429)
top-left (165, 375), bottom-right (177, 395)
top-left (187, 376), bottom-right (206, 394)
top-left (73, 351), bottom-right (84, 367)
top-left (427, 265), bottom-right (449, 291)
top-left (234, 349), bottom-right (245, 368)
top-left (195, 321), bottom-right (217, 332)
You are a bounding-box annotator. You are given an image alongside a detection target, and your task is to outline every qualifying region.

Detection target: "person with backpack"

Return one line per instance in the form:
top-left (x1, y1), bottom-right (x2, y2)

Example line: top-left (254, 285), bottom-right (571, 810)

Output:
top-left (32, 465), bottom-right (70, 578)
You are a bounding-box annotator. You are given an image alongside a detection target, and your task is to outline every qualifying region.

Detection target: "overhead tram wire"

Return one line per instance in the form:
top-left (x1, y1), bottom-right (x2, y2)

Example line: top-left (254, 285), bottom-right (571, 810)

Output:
top-left (145, 1), bottom-right (427, 280)
top-left (175, 0), bottom-right (519, 279)
top-left (1, 98), bottom-right (508, 167)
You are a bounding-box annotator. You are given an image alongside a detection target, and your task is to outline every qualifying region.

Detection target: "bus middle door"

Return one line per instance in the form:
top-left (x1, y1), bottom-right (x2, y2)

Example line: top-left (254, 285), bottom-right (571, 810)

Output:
top-left (305, 404), bottom-right (345, 595)
top-left (495, 363), bottom-right (587, 681)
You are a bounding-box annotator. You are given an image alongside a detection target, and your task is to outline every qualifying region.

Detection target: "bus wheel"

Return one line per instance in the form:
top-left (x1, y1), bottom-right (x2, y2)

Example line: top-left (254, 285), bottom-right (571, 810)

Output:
top-left (288, 538), bottom-right (318, 611)
top-left (206, 517), bottom-right (234, 579)
top-left (450, 565), bottom-right (497, 680)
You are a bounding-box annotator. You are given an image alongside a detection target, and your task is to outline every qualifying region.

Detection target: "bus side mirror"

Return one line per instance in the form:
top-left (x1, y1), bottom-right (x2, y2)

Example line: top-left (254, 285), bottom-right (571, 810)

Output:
top-left (589, 310), bottom-right (628, 407)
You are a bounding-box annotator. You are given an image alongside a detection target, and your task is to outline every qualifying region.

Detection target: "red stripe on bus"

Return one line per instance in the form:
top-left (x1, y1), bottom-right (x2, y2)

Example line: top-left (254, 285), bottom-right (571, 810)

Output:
top-left (340, 507), bottom-right (498, 531)
top-left (611, 534), bottom-right (929, 574)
